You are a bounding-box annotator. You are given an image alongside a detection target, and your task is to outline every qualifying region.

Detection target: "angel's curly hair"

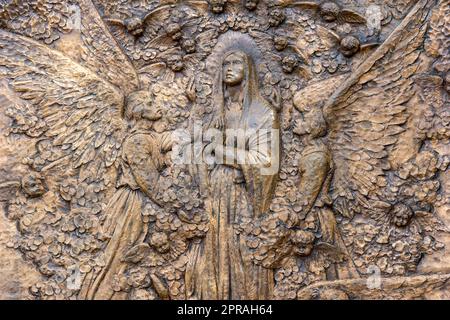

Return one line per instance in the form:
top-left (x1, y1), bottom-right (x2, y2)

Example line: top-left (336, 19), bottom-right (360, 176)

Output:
top-left (306, 106), bottom-right (327, 139)
top-left (124, 90), bottom-right (153, 121)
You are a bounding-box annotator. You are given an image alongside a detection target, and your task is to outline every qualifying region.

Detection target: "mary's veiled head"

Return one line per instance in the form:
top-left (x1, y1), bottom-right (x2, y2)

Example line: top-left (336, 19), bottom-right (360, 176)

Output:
top-left (214, 50), bottom-right (260, 110)
top-left (222, 51), bottom-right (246, 86)
top-left (209, 44), bottom-right (276, 131)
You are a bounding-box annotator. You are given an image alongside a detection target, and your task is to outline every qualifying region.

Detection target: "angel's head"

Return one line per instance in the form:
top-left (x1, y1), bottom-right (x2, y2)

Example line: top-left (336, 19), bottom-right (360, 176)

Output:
top-left (294, 106), bottom-right (328, 139)
top-left (167, 54), bottom-right (184, 72)
top-left (282, 55), bottom-right (299, 74)
top-left (320, 2), bottom-right (340, 22)
top-left (268, 9), bottom-right (286, 27)
top-left (165, 23), bottom-right (182, 41)
top-left (21, 172), bottom-right (46, 198)
top-left (125, 17), bottom-right (144, 37)
top-left (340, 36), bottom-right (360, 57)
top-left (210, 0), bottom-right (226, 14)
top-left (291, 230), bottom-right (315, 257)
top-left (182, 39), bottom-right (196, 54)
top-left (244, 0), bottom-right (259, 11)
top-left (273, 35), bottom-right (288, 51)
top-left (125, 90), bottom-right (162, 124)
top-left (150, 232), bottom-right (170, 254)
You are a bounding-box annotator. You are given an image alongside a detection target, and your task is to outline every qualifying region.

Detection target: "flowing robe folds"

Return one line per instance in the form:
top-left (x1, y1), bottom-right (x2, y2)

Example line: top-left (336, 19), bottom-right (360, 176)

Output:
top-left (186, 50), bottom-right (280, 300)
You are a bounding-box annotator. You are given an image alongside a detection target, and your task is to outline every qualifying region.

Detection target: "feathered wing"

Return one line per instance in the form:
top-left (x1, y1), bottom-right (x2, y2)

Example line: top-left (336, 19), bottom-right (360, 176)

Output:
top-left (0, 29), bottom-right (127, 186)
top-left (338, 9), bottom-right (367, 24)
top-left (0, 0), bottom-right (139, 96)
top-left (77, 0), bottom-right (139, 96)
top-left (323, 0), bottom-right (436, 219)
top-left (280, 1), bottom-right (319, 10)
top-left (0, 28), bottom-right (130, 297)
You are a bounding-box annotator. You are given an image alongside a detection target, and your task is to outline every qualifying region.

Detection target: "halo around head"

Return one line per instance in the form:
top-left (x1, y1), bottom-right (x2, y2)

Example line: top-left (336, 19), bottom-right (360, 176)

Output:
top-left (206, 31), bottom-right (263, 75)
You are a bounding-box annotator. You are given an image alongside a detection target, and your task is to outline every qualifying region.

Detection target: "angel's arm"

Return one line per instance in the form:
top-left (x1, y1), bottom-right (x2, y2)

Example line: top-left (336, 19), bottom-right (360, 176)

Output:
top-left (124, 134), bottom-right (165, 206)
top-left (298, 149), bottom-right (331, 215)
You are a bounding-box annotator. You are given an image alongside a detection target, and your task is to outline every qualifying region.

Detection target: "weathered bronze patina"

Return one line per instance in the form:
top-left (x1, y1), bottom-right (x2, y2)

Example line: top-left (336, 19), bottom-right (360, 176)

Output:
top-left (0, 0), bottom-right (448, 300)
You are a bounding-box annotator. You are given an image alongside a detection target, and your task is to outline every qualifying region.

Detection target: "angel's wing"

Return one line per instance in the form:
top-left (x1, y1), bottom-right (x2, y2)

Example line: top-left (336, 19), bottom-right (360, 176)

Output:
top-left (0, 0), bottom-right (139, 96)
top-left (312, 242), bottom-right (346, 263)
top-left (338, 9), bottom-right (367, 24)
top-left (76, 0), bottom-right (139, 96)
top-left (248, 29), bottom-right (285, 63)
top-left (0, 28), bottom-right (130, 297)
top-left (248, 29), bottom-right (274, 48)
top-left (323, 0), bottom-right (435, 218)
top-left (143, 5), bottom-right (174, 24)
top-left (280, 1), bottom-right (320, 10)
top-left (0, 29), bottom-right (126, 184)
top-left (195, 28), bottom-right (219, 56)
top-left (159, 0), bottom-right (209, 11)
top-left (315, 25), bottom-right (340, 50)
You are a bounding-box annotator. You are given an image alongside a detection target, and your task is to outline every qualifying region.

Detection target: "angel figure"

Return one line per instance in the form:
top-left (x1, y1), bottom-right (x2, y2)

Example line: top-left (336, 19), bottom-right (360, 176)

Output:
top-left (289, 0), bottom-right (440, 281)
top-left (315, 25), bottom-right (379, 57)
top-left (78, 91), bottom-right (173, 300)
top-left (104, 0), bottom-right (208, 37)
top-left (243, 0), bottom-right (260, 11)
top-left (209, 0), bottom-right (228, 14)
top-left (292, 78), bottom-right (359, 280)
top-left (248, 29), bottom-right (312, 79)
top-left (0, 0), bottom-right (200, 301)
top-left (278, 1), bottom-right (367, 24)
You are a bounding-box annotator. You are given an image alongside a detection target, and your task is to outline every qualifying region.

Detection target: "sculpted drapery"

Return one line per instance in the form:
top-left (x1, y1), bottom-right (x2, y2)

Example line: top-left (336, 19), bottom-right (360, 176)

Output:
top-left (185, 49), bottom-right (280, 300)
top-left (0, 0), bottom-right (448, 301)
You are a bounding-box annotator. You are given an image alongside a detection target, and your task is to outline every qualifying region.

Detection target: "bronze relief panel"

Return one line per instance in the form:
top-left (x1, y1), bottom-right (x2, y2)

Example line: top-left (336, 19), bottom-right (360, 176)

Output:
top-left (0, 0), bottom-right (448, 300)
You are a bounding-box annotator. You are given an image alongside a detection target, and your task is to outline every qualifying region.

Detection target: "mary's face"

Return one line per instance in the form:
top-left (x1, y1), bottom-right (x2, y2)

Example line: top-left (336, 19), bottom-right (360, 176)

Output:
top-left (223, 53), bottom-right (245, 86)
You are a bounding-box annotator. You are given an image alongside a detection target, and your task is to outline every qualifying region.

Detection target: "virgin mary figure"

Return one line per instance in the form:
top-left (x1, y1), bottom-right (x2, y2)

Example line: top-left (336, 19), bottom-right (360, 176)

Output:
top-left (186, 47), bottom-right (280, 300)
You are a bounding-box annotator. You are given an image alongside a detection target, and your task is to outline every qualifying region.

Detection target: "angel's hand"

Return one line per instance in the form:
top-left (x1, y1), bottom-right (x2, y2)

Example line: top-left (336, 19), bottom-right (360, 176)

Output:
top-left (122, 243), bottom-right (151, 263)
top-left (163, 152), bottom-right (173, 168)
top-left (150, 274), bottom-right (170, 300)
top-left (293, 119), bottom-right (307, 136)
top-left (160, 131), bottom-right (173, 152)
top-left (212, 115), bottom-right (225, 130)
top-left (269, 87), bottom-right (281, 111)
top-left (185, 76), bottom-right (196, 102)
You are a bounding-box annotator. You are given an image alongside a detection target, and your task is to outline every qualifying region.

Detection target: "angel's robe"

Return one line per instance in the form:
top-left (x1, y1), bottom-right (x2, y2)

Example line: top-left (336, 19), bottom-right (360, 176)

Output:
top-left (79, 130), bottom-right (165, 300)
top-left (298, 139), bottom-right (359, 281)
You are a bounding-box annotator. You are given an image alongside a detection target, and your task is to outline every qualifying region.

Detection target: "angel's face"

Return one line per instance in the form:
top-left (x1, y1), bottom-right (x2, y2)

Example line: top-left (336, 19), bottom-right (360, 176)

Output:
top-left (127, 91), bottom-right (162, 123)
top-left (167, 54), bottom-right (184, 72)
top-left (125, 17), bottom-right (144, 36)
top-left (244, 0), bottom-right (259, 11)
top-left (210, 0), bottom-right (226, 14)
top-left (182, 39), bottom-right (196, 54)
top-left (21, 173), bottom-right (45, 198)
top-left (294, 108), bottom-right (327, 139)
top-left (165, 23), bottom-right (182, 41)
top-left (340, 36), bottom-right (360, 57)
top-left (274, 36), bottom-right (288, 51)
top-left (223, 53), bottom-right (245, 86)
top-left (291, 230), bottom-right (315, 257)
top-left (150, 232), bottom-right (170, 254)
top-left (282, 55), bottom-right (298, 74)
top-left (295, 243), bottom-right (314, 256)
top-left (320, 2), bottom-right (340, 22)
top-left (268, 9), bottom-right (286, 27)
top-left (143, 105), bottom-right (163, 122)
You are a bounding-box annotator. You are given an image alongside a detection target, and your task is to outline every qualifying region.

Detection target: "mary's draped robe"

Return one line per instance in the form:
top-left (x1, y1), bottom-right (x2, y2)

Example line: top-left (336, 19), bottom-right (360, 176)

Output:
top-left (186, 50), bottom-right (280, 300)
